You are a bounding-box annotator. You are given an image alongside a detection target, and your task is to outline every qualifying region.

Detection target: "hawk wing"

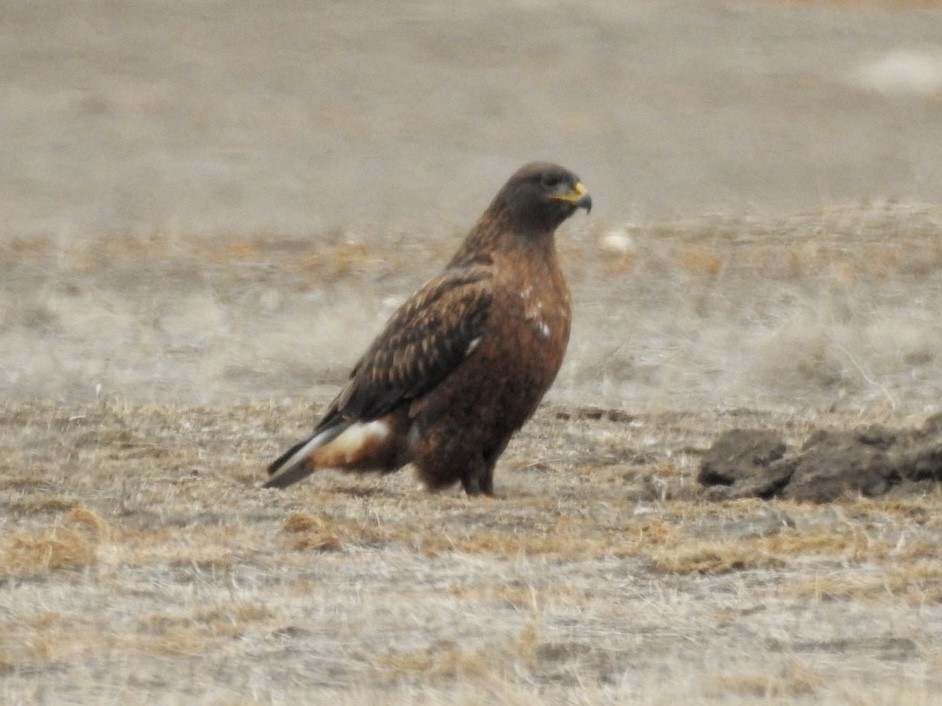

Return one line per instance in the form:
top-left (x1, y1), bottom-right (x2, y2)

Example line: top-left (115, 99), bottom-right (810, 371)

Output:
top-left (317, 265), bottom-right (493, 429)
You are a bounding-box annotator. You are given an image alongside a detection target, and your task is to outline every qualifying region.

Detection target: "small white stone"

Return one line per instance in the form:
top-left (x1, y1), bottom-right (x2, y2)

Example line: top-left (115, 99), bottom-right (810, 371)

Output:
top-left (599, 227), bottom-right (637, 255)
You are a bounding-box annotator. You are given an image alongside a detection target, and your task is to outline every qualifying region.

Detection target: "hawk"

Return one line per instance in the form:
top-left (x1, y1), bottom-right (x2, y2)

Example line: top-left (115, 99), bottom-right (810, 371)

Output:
top-left (264, 162), bottom-right (591, 495)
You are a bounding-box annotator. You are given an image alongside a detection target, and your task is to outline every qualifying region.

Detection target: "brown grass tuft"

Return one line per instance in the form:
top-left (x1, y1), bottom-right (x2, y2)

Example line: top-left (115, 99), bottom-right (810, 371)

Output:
top-left (9, 496), bottom-right (79, 515)
top-left (281, 512), bottom-right (343, 552)
top-left (653, 539), bottom-right (785, 575)
top-left (675, 245), bottom-right (723, 276)
top-left (375, 622), bottom-right (540, 684)
top-left (66, 506), bottom-right (111, 539)
top-left (708, 661), bottom-right (824, 699)
top-left (1, 526), bottom-right (97, 579)
top-left (377, 644), bottom-right (497, 682)
top-left (654, 520), bottom-right (901, 575)
top-left (794, 563), bottom-right (942, 605)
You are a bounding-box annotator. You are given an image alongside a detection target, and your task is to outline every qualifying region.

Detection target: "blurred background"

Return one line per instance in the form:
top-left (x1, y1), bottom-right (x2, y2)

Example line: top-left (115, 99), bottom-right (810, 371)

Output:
top-left (2, 0), bottom-right (942, 411)
top-left (4, 0), bottom-right (942, 236)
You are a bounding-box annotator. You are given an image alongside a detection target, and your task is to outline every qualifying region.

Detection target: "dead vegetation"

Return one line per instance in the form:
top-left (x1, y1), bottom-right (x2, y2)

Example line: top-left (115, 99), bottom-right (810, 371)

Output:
top-left (4, 203), bottom-right (942, 415)
top-left (1, 398), bottom-right (941, 703)
top-left (2, 206), bottom-right (942, 702)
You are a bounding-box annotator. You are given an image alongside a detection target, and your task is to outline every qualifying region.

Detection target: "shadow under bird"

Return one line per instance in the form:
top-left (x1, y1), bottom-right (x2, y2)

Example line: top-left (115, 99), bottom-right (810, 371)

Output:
top-left (264, 161), bottom-right (591, 496)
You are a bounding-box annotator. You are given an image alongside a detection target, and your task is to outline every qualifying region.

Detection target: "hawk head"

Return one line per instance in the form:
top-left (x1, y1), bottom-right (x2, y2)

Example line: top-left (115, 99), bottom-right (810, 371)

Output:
top-left (490, 162), bottom-right (592, 233)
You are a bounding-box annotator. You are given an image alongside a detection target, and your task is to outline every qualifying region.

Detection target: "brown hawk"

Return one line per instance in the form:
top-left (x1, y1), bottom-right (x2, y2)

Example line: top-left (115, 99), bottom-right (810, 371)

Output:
top-left (264, 162), bottom-right (591, 495)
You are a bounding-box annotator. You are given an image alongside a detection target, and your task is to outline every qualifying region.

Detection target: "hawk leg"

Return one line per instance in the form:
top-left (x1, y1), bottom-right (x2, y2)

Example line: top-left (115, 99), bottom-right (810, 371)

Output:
top-left (460, 439), bottom-right (512, 496)
top-left (461, 460), bottom-right (494, 496)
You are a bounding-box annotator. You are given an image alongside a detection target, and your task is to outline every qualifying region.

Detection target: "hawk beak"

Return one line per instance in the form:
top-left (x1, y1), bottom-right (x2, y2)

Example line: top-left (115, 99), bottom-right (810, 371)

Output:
top-left (551, 181), bottom-right (592, 213)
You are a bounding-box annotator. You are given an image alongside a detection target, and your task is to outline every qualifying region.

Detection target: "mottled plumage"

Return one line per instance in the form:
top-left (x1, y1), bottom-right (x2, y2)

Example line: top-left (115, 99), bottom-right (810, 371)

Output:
top-left (264, 162), bottom-right (591, 495)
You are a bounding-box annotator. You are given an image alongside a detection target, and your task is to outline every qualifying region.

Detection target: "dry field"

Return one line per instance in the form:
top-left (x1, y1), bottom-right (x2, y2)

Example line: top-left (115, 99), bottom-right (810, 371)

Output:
top-left (3, 206), bottom-right (942, 704)
top-left (2, 404), bottom-right (942, 705)
top-left (4, 1), bottom-right (942, 702)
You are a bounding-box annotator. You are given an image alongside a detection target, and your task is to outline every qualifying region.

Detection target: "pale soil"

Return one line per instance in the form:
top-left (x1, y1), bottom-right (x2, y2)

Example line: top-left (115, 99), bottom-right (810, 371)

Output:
top-left (4, 1), bottom-right (942, 703)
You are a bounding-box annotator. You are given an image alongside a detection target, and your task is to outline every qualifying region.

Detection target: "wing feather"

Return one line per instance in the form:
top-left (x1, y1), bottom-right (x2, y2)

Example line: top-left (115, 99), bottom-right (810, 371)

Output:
top-left (317, 266), bottom-right (493, 428)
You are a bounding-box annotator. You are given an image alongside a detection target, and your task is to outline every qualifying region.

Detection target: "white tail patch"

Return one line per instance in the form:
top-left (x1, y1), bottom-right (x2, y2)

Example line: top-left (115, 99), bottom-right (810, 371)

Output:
top-left (325, 420), bottom-right (390, 464)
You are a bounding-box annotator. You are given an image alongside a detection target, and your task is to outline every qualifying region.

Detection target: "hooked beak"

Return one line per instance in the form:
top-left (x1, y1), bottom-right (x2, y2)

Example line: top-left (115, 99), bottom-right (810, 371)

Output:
top-left (550, 181), bottom-right (592, 214)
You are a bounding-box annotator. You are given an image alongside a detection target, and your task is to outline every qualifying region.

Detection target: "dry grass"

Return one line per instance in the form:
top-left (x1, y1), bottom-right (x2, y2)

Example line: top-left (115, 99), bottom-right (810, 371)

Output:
top-left (2, 525), bottom-right (98, 579)
top-left (5, 204), bottom-right (942, 415)
top-left (707, 661), bottom-right (824, 699)
top-left (1, 398), bottom-right (941, 703)
top-left (2, 207), bottom-right (942, 701)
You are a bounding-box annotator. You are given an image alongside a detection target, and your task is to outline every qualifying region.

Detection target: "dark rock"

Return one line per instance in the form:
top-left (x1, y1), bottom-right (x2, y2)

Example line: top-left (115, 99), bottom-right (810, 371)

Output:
top-left (921, 412), bottom-right (942, 436)
top-left (899, 443), bottom-right (942, 482)
top-left (782, 429), bottom-right (901, 502)
top-left (698, 429), bottom-right (787, 485)
top-left (886, 479), bottom-right (940, 498)
top-left (699, 417), bottom-right (942, 503)
top-left (854, 425), bottom-right (898, 449)
top-left (698, 429), bottom-right (791, 499)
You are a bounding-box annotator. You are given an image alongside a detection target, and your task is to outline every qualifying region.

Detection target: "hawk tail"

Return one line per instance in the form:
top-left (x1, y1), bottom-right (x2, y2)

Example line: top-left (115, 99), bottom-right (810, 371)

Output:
top-left (263, 422), bottom-right (347, 489)
top-left (264, 415), bottom-right (402, 489)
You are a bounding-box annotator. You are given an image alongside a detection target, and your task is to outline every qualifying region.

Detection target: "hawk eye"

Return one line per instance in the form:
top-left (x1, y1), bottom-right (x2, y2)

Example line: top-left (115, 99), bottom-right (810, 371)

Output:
top-left (541, 174), bottom-right (561, 189)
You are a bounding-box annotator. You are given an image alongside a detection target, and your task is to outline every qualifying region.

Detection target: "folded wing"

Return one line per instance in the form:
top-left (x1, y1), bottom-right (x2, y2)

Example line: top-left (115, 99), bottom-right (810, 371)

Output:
top-left (265, 265), bottom-right (493, 487)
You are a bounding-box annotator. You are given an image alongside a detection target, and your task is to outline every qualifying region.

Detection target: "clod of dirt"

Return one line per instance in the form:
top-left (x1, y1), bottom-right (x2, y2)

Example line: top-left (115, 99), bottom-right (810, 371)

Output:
top-left (783, 427), bottom-right (902, 502)
top-left (698, 429), bottom-right (791, 500)
top-left (700, 417), bottom-right (942, 502)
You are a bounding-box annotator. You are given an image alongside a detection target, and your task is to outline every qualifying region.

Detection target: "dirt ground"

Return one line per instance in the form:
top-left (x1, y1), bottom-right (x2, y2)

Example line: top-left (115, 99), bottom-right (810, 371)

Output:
top-left (3, 207), bottom-right (942, 705)
top-left (2, 398), bottom-right (941, 704)
top-left (3, 1), bottom-right (942, 704)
